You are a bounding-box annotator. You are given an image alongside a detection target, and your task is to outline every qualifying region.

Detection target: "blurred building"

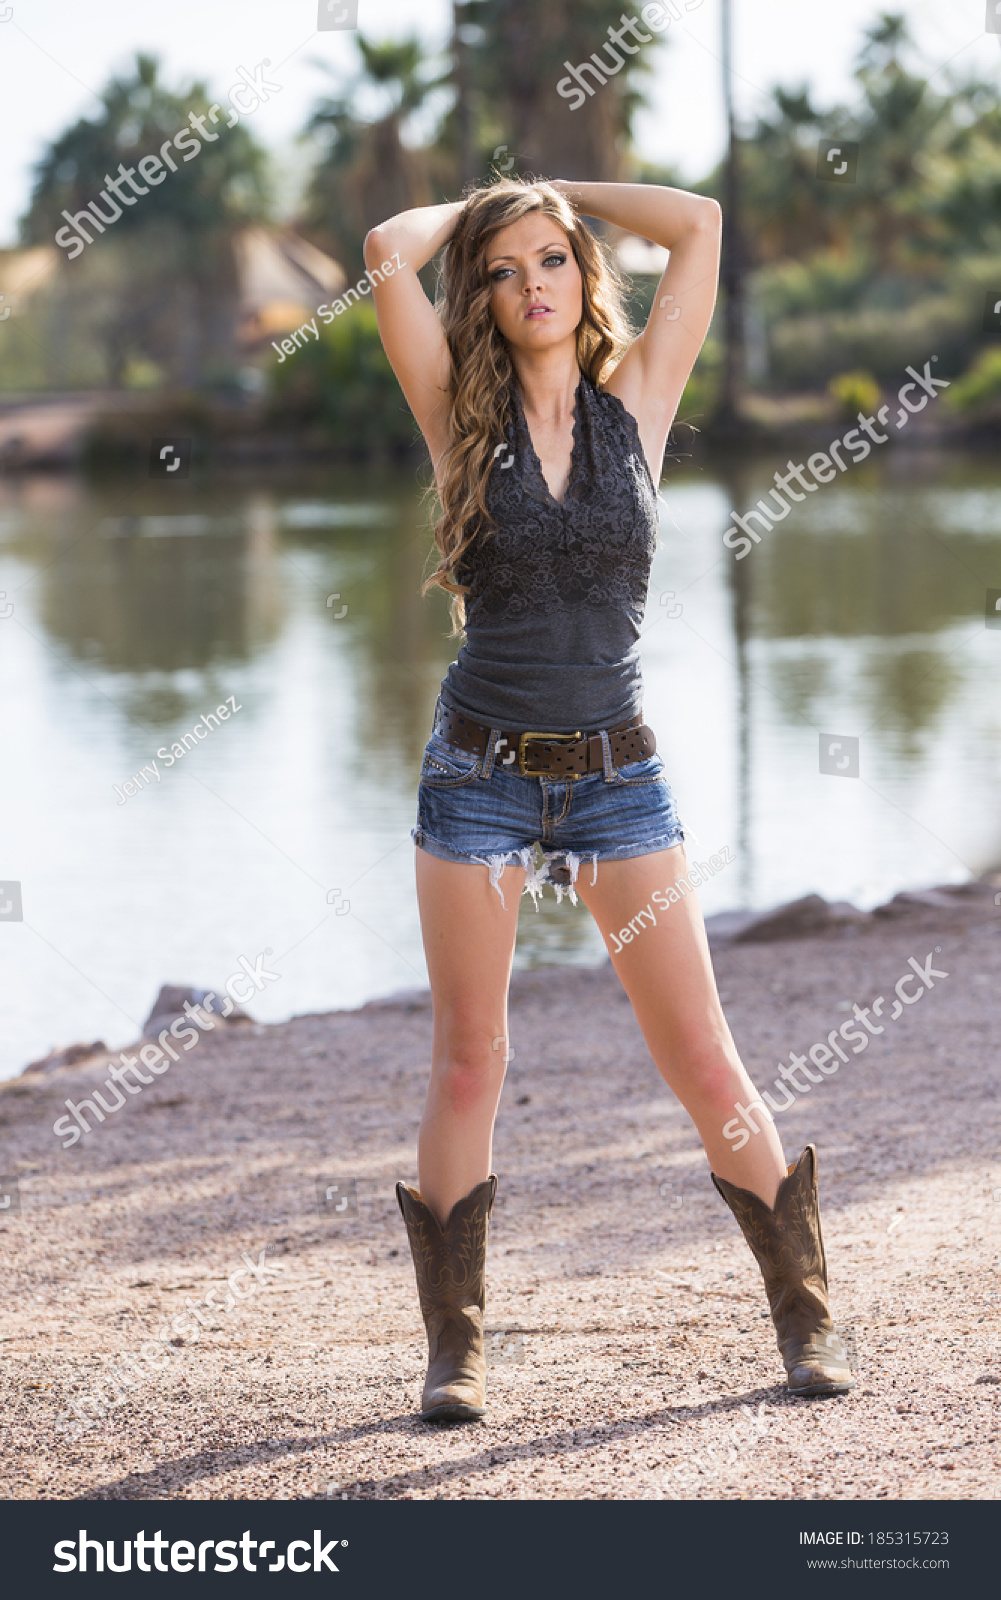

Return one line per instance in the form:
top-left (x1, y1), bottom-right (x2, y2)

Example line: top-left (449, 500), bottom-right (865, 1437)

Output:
top-left (0, 229), bottom-right (348, 463)
top-left (233, 228), bottom-right (346, 354)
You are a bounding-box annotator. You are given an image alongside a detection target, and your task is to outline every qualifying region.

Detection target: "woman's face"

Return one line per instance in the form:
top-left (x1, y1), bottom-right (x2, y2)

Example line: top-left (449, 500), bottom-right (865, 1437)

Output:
top-left (484, 211), bottom-right (583, 353)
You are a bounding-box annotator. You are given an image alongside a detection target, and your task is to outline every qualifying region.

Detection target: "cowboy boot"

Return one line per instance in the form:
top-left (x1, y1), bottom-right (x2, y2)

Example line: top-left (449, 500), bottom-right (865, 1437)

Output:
top-left (711, 1145), bottom-right (854, 1397)
top-left (396, 1174), bottom-right (497, 1422)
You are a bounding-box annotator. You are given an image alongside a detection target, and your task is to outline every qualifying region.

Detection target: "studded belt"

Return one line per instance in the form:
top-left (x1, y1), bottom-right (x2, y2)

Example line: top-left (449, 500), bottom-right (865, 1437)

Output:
top-left (435, 704), bottom-right (656, 779)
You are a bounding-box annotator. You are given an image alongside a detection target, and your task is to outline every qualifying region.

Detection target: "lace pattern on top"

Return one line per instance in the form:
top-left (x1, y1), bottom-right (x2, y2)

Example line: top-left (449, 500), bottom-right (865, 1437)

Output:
top-left (455, 375), bottom-right (660, 624)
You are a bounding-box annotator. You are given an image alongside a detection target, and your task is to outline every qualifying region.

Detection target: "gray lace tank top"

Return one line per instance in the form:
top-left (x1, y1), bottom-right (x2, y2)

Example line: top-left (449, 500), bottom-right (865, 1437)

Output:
top-left (438, 373), bottom-right (660, 733)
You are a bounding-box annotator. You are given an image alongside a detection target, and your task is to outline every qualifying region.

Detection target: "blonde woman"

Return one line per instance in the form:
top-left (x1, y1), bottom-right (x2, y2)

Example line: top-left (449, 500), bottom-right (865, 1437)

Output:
top-left (364, 177), bottom-right (852, 1422)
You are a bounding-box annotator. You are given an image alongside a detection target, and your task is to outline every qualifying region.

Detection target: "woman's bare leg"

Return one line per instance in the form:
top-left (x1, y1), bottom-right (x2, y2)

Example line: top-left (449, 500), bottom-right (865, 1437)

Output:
top-left (414, 847), bottom-right (526, 1225)
top-left (575, 845), bottom-right (787, 1205)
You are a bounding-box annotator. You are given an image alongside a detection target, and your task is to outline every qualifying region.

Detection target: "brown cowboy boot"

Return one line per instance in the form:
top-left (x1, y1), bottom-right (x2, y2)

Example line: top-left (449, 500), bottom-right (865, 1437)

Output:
top-left (711, 1145), bottom-right (854, 1397)
top-left (396, 1174), bottom-right (497, 1422)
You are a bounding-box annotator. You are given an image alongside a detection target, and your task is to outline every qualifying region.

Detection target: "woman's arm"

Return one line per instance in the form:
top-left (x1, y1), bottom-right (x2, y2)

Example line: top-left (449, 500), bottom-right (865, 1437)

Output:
top-left (553, 179), bottom-right (718, 253)
top-left (553, 180), bottom-right (721, 480)
top-left (363, 201), bottom-right (469, 471)
top-left (366, 198), bottom-right (467, 276)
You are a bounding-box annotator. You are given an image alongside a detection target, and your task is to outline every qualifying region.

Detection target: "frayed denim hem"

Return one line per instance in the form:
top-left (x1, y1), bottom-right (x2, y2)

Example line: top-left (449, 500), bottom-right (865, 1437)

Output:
top-left (469, 847), bottom-right (601, 911)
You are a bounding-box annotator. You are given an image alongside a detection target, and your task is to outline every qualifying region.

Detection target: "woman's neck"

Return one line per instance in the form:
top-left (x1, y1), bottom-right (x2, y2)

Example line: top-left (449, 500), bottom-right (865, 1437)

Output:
top-left (509, 355), bottom-right (583, 427)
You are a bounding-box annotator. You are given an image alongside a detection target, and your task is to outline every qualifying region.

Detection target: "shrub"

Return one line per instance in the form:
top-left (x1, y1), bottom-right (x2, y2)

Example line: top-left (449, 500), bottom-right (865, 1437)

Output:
top-left (267, 302), bottom-right (418, 457)
top-left (828, 369), bottom-right (881, 420)
top-left (943, 348), bottom-right (1001, 414)
top-left (768, 295), bottom-right (972, 388)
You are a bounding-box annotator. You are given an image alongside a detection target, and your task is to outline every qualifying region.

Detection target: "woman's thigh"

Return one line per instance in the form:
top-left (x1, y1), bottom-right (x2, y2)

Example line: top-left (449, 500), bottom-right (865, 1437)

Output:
top-left (574, 845), bottom-right (739, 1095)
top-left (415, 847), bottom-right (526, 1059)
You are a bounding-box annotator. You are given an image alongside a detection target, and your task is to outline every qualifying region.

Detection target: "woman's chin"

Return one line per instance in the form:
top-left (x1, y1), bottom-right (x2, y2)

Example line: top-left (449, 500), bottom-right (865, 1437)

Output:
top-left (504, 320), bottom-right (571, 352)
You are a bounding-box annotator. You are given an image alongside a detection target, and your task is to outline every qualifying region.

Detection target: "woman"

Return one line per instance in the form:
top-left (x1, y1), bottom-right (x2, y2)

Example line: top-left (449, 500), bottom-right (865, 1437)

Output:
top-left (364, 175), bottom-right (852, 1423)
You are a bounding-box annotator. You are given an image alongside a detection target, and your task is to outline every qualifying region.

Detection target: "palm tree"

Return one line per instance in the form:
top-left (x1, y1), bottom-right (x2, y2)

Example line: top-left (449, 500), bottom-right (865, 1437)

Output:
top-left (849, 13), bottom-right (955, 275)
top-left (466, 0), bottom-right (660, 183)
top-left (738, 87), bottom-right (837, 265)
top-left (735, 14), bottom-right (960, 280)
top-left (20, 53), bottom-right (269, 386)
top-left (302, 36), bottom-right (444, 270)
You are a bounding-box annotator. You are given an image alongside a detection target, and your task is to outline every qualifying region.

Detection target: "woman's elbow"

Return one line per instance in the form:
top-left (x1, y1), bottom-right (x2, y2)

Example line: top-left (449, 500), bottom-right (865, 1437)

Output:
top-left (364, 227), bottom-right (388, 268)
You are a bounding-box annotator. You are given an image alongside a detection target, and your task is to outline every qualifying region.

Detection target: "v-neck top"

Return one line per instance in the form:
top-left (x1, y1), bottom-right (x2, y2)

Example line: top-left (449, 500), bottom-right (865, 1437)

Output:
top-left (439, 373), bottom-right (660, 732)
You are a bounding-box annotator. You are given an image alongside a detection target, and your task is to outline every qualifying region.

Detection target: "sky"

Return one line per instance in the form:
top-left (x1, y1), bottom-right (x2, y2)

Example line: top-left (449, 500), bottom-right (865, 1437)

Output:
top-left (0, 0), bottom-right (998, 246)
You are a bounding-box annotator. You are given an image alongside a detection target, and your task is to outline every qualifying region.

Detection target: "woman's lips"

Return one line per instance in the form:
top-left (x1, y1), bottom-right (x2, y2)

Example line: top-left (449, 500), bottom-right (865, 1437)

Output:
top-left (525, 305), bottom-right (553, 318)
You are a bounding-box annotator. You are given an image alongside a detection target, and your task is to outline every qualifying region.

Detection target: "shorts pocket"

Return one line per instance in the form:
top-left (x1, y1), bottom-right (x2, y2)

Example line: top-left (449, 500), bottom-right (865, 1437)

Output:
top-left (419, 734), bottom-right (483, 788)
top-left (612, 752), bottom-right (668, 786)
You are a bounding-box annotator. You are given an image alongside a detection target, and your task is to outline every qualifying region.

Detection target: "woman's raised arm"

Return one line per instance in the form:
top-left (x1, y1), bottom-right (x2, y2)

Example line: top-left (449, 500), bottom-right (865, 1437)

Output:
top-left (364, 200), bottom-right (468, 471)
top-left (552, 180), bottom-right (721, 482)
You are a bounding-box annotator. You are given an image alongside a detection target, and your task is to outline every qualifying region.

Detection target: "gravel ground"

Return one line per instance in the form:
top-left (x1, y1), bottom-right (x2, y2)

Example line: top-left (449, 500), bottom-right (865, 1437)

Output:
top-left (1, 886), bottom-right (999, 1501)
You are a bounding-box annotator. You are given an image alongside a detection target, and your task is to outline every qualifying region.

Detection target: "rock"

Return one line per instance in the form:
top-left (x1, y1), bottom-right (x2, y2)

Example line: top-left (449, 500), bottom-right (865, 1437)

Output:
top-left (142, 985), bottom-right (251, 1037)
top-left (710, 877), bottom-right (1000, 945)
top-left (939, 877), bottom-right (1001, 899)
top-left (873, 886), bottom-right (980, 918)
top-left (732, 893), bottom-right (867, 944)
top-left (22, 1041), bottom-right (108, 1075)
top-left (143, 985), bottom-right (212, 1033)
top-left (704, 910), bottom-right (760, 945)
top-left (357, 987), bottom-right (433, 1014)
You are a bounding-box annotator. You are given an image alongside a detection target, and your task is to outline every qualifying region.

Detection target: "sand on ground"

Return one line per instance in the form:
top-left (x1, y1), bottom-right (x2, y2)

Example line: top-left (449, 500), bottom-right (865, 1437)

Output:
top-left (1, 886), bottom-right (999, 1500)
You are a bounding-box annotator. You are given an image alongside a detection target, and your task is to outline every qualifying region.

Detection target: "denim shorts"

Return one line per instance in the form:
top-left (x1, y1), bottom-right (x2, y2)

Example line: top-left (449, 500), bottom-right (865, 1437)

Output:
top-left (412, 698), bottom-right (685, 908)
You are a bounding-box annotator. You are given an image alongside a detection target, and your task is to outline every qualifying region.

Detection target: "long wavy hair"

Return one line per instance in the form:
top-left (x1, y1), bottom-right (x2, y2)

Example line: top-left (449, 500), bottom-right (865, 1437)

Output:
top-left (422, 177), bottom-right (634, 635)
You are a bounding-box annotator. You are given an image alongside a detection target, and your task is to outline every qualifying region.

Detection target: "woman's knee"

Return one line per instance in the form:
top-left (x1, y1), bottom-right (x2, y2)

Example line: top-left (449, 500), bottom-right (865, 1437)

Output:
top-left (432, 1057), bottom-right (505, 1114)
top-left (665, 1034), bottom-right (745, 1114)
top-left (430, 1025), bottom-right (507, 1113)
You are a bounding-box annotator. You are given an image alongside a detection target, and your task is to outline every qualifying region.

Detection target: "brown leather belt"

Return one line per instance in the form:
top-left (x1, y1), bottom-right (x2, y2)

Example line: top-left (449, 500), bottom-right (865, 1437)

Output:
top-left (435, 704), bottom-right (656, 778)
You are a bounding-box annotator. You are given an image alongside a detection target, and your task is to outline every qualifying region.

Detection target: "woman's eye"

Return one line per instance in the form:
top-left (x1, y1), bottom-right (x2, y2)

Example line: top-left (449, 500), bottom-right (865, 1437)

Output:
top-left (490, 256), bottom-right (566, 281)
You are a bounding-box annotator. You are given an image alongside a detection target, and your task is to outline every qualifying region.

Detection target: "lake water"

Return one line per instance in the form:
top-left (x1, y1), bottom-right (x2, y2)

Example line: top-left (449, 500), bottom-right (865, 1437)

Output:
top-left (1, 444), bottom-right (999, 1079)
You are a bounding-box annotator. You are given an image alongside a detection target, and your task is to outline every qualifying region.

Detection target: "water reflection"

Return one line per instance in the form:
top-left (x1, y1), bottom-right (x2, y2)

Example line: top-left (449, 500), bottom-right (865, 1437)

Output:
top-left (1, 448), bottom-right (999, 1080)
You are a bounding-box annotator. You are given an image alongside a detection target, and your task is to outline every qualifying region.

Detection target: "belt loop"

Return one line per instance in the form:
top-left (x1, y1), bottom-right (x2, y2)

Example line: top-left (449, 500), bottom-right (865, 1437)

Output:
top-left (482, 726), bottom-right (502, 779)
top-left (600, 727), bottom-right (615, 782)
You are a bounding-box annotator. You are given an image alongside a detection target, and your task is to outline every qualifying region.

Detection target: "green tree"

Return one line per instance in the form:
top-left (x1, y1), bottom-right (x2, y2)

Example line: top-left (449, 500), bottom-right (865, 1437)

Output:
top-left (267, 302), bottom-right (418, 458)
top-left (20, 53), bottom-right (270, 387)
top-left (736, 86), bottom-right (836, 267)
top-left (300, 3), bottom-right (672, 271)
top-left (301, 36), bottom-right (443, 272)
top-left (846, 13), bottom-right (958, 276)
top-left (466, 0), bottom-right (661, 184)
top-left (736, 13), bottom-right (994, 287)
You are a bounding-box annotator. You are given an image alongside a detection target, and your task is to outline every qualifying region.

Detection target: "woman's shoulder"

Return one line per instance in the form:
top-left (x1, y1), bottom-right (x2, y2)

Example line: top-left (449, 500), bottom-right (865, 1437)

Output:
top-left (590, 370), bottom-right (634, 419)
top-left (589, 372), bottom-right (660, 495)
top-left (587, 372), bottom-right (647, 446)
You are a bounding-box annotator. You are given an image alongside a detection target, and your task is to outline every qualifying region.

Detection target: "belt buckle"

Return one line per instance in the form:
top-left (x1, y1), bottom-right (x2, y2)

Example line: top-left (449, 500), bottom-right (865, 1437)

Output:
top-left (517, 730), bottom-right (583, 778)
